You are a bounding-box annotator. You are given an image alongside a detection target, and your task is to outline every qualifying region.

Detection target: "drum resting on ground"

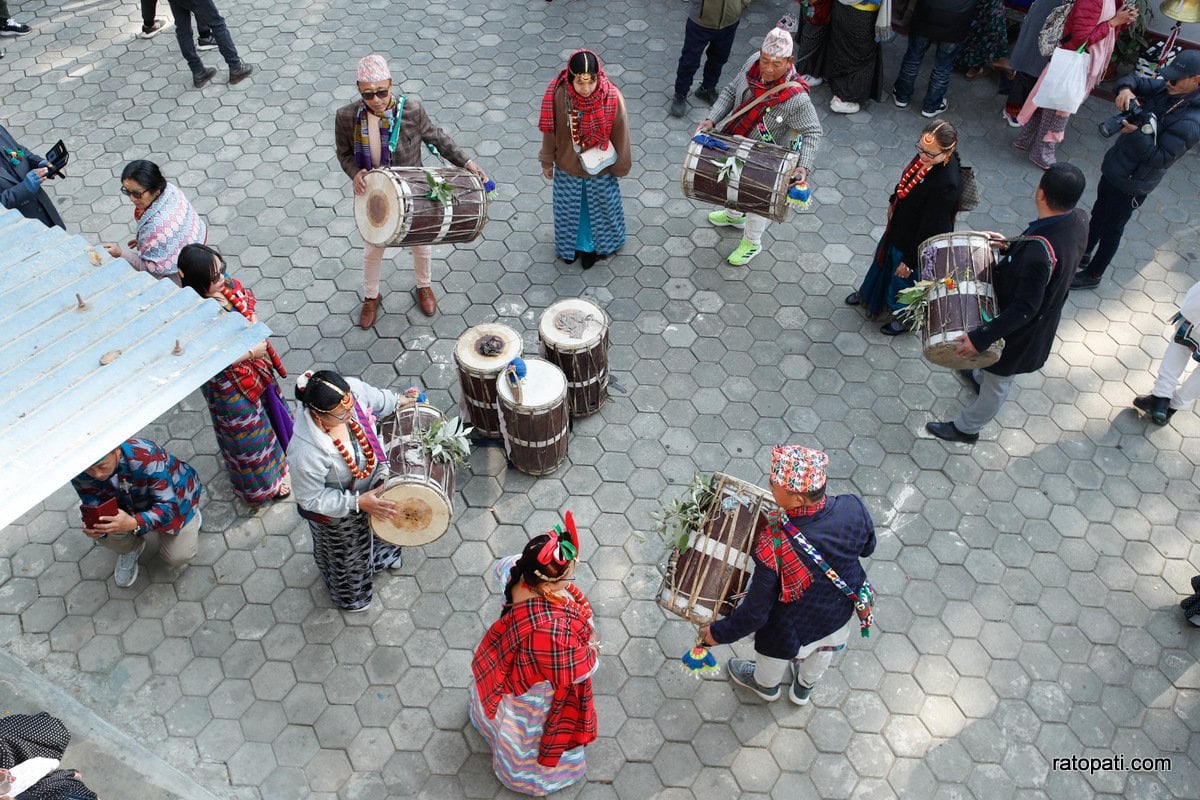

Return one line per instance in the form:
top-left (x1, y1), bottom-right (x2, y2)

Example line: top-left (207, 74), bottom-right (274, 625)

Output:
top-left (538, 298), bottom-right (610, 417)
top-left (657, 473), bottom-right (775, 625)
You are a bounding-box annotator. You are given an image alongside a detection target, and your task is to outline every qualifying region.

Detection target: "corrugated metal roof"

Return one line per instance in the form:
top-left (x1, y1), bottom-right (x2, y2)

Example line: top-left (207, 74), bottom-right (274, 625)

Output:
top-left (0, 208), bottom-right (272, 529)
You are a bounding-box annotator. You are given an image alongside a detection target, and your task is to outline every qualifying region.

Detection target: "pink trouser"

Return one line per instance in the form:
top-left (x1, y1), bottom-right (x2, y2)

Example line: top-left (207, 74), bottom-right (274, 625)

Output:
top-left (363, 243), bottom-right (432, 298)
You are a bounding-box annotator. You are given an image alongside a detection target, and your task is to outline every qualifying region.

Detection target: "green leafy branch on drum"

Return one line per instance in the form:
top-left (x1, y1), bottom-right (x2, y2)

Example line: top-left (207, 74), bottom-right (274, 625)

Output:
top-left (651, 472), bottom-right (717, 552)
top-left (711, 155), bottom-right (744, 185)
top-left (424, 171), bottom-right (456, 205)
top-left (895, 277), bottom-right (959, 333)
top-left (413, 415), bottom-right (473, 466)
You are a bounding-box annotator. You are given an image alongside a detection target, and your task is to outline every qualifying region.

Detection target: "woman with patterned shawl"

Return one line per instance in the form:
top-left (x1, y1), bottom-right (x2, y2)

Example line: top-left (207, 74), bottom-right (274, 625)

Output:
top-left (102, 159), bottom-right (206, 284)
top-left (288, 370), bottom-right (414, 612)
top-left (698, 23), bottom-right (823, 266)
top-left (538, 49), bottom-right (632, 270)
top-left (847, 119), bottom-right (962, 334)
top-left (178, 244), bottom-right (293, 505)
top-left (470, 514), bottom-right (600, 796)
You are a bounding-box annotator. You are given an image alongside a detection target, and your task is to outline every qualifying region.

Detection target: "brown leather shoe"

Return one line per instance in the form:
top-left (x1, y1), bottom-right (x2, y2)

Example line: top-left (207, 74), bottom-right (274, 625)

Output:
top-left (416, 287), bottom-right (437, 316)
top-left (359, 296), bottom-right (380, 329)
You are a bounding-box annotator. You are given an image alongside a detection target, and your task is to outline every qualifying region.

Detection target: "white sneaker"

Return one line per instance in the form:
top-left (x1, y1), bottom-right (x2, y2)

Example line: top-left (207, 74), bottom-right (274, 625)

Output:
top-left (136, 18), bottom-right (170, 38)
top-left (801, 73), bottom-right (823, 87)
top-left (113, 541), bottom-right (145, 588)
top-left (830, 96), bottom-right (860, 114)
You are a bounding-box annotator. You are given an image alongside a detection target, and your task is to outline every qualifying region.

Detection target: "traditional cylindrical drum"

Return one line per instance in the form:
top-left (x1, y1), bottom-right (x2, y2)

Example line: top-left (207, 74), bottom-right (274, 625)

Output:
top-left (496, 358), bottom-right (569, 476)
top-left (371, 403), bottom-right (455, 546)
top-left (657, 473), bottom-right (774, 624)
top-left (454, 323), bottom-right (522, 439)
top-left (681, 133), bottom-right (800, 224)
top-left (538, 298), bottom-right (610, 417)
top-left (919, 232), bottom-right (1004, 370)
top-left (354, 166), bottom-right (488, 247)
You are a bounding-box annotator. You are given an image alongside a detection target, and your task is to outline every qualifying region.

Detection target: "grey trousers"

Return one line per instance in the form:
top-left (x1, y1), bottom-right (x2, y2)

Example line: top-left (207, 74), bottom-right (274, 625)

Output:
top-left (955, 369), bottom-right (1017, 435)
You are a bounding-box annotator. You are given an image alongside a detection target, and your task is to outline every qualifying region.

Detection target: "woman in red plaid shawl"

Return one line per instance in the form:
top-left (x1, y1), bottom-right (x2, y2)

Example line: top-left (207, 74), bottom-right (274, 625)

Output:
top-left (699, 445), bottom-right (875, 705)
top-left (470, 513), bottom-right (600, 795)
top-left (538, 49), bottom-right (632, 270)
top-left (179, 244), bottom-right (293, 505)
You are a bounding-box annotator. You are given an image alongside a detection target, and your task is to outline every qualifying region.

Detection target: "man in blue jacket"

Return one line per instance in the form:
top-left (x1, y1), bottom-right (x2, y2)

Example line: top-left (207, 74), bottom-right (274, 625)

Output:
top-left (1072, 50), bottom-right (1200, 290)
top-left (0, 123), bottom-right (64, 229)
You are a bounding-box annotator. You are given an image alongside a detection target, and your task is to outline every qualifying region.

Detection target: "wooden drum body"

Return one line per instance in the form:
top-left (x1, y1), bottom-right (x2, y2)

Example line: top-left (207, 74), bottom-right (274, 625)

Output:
top-left (371, 403), bottom-right (455, 546)
top-left (657, 473), bottom-right (774, 625)
top-left (454, 323), bottom-right (522, 439)
top-left (354, 167), bottom-right (488, 247)
top-left (919, 232), bottom-right (1004, 370)
top-left (496, 358), bottom-right (569, 476)
top-left (681, 133), bottom-right (800, 224)
top-left (538, 298), bottom-right (610, 417)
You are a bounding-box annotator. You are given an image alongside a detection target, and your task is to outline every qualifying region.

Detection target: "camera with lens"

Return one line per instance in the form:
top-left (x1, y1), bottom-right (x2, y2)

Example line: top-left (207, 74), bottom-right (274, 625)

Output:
top-left (1098, 98), bottom-right (1157, 138)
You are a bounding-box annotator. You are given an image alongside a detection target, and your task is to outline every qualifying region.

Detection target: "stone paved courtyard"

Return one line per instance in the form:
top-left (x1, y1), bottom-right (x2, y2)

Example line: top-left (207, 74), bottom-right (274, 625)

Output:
top-left (2, 0), bottom-right (1200, 797)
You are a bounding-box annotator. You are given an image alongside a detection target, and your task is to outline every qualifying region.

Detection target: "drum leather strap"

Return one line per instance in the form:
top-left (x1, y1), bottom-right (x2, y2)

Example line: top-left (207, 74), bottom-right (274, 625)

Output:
top-left (1001, 235), bottom-right (1057, 274)
top-left (714, 82), bottom-right (804, 133)
top-left (387, 95), bottom-right (406, 154)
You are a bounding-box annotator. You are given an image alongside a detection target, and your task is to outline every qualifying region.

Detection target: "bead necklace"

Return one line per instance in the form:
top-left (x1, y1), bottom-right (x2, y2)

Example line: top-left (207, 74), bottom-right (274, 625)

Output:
top-left (220, 280), bottom-right (286, 376)
top-left (317, 412), bottom-right (377, 481)
top-left (895, 157), bottom-right (932, 200)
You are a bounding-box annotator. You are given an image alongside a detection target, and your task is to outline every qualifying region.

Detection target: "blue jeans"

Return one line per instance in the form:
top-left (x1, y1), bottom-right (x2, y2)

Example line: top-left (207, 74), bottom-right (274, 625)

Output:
top-left (167, 0), bottom-right (242, 74)
top-left (673, 18), bottom-right (739, 99)
top-left (892, 36), bottom-right (961, 113)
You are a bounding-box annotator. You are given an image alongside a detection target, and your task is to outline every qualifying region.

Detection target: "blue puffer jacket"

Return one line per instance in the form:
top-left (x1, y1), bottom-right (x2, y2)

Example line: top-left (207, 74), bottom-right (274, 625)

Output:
top-left (1100, 77), bottom-right (1200, 196)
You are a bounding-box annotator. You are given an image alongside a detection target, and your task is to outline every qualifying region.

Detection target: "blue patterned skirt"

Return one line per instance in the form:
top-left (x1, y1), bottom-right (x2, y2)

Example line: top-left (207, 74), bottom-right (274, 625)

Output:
top-left (552, 169), bottom-right (626, 261)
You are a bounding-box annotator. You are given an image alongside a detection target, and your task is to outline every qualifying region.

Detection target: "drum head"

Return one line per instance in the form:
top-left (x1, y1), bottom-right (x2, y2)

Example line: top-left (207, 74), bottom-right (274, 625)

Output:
top-left (373, 479), bottom-right (452, 546)
top-left (354, 170), bottom-right (407, 246)
top-left (496, 358), bottom-right (567, 410)
top-left (455, 323), bottom-right (523, 374)
top-left (539, 298), bottom-right (608, 351)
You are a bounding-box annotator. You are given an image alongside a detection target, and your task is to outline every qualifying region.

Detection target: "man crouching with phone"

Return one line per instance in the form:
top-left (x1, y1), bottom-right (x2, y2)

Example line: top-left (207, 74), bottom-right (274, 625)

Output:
top-left (71, 438), bottom-right (203, 587)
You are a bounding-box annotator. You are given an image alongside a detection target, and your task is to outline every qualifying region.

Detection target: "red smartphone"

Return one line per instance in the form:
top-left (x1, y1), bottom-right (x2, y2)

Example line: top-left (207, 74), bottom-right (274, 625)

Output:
top-left (80, 497), bottom-right (119, 527)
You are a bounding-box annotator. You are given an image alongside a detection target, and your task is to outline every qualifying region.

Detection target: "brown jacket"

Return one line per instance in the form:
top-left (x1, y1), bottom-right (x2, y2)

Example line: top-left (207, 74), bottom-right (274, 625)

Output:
top-left (334, 96), bottom-right (472, 180)
top-left (538, 84), bottom-right (632, 180)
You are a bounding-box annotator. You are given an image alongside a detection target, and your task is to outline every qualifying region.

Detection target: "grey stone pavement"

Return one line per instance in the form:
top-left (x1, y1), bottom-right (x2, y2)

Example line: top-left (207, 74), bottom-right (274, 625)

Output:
top-left (2, 0), bottom-right (1199, 797)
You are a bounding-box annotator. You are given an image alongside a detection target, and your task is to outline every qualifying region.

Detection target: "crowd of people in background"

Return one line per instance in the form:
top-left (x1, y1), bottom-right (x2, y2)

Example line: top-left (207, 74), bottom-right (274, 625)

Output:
top-left (2, 0), bottom-right (1200, 796)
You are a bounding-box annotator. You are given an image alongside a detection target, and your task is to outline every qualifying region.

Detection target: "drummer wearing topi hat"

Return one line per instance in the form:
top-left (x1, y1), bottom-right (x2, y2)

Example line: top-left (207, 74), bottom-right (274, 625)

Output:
top-left (334, 53), bottom-right (490, 327)
top-left (696, 23), bottom-right (823, 266)
top-left (699, 445), bottom-right (875, 704)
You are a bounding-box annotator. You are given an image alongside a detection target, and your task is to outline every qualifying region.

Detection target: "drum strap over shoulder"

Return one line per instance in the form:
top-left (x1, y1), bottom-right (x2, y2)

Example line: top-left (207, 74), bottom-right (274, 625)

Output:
top-left (1002, 235), bottom-right (1058, 274)
top-left (387, 95), bottom-right (406, 154)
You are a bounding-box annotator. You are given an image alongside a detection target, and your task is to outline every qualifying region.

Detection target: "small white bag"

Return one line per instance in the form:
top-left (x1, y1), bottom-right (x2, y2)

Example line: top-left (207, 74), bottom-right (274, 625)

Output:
top-left (1032, 46), bottom-right (1092, 114)
top-left (578, 143), bottom-right (617, 175)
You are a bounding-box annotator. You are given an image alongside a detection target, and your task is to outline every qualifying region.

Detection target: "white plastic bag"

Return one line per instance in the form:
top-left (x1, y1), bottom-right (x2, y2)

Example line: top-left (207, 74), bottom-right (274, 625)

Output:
top-left (1032, 46), bottom-right (1091, 114)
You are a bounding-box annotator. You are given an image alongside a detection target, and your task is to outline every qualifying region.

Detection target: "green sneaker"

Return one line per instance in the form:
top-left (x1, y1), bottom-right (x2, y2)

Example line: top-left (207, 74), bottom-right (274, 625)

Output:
top-left (727, 238), bottom-right (762, 266)
top-left (707, 209), bottom-right (746, 229)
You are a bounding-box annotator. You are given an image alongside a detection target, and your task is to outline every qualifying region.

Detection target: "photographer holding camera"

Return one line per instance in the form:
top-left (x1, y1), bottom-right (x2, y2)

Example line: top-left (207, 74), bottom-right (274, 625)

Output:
top-left (1072, 50), bottom-right (1200, 290)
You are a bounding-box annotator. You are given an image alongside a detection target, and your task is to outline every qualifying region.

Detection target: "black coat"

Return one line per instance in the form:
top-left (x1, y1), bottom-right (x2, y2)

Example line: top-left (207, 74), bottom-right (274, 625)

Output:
top-left (969, 208), bottom-right (1089, 377)
top-left (909, 0), bottom-right (977, 43)
top-left (1100, 78), bottom-right (1200, 197)
top-left (886, 152), bottom-right (961, 270)
top-left (0, 125), bottom-right (65, 229)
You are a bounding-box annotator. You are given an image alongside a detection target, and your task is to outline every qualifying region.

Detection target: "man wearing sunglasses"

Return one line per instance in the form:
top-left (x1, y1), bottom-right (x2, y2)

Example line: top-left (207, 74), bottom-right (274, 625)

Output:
top-left (1071, 49), bottom-right (1200, 290)
top-left (335, 54), bottom-right (489, 327)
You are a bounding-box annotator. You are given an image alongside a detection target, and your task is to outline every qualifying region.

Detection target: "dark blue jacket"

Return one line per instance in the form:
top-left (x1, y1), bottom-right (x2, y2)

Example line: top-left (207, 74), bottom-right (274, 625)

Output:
top-left (0, 125), bottom-right (65, 229)
top-left (1101, 78), bottom-right (1200, 196)
top-left (710, 495), bottom-right (876, 659)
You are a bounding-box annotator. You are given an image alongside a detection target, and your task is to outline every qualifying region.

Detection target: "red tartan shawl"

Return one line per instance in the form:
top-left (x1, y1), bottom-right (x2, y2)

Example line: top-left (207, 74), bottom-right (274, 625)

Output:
top-left (537, 50), bottom-right (619, 151)
top-left (472, 592), bottom-right (598, 766)
top-left (757, 501), bottom-right (826, 602)
top-left (217, 278), bottom-right (278, 402)
top-left (723, 60), bottom-right (807, 139)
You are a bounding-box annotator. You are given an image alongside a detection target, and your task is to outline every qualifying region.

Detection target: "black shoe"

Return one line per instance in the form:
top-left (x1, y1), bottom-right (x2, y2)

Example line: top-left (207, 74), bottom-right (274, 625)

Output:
top-left (880, 320), bottom-right (908, 336)
top-left (229, 63), bottom-right (254, 84)
top-left (1077, 252), bottom-right (1092, 273)
top-left (957, 369), bottom-right (980, 394)
top-left (580, 250), bottom-right (597, 270)
top-left (1132, 394), bottom-right (1174, 425)
top-left (196, 34), bottom-right (218, 50)
top-left (0, 18), bottom-right (32, 36)
top-left (695, 86), bottom-right (719, 105)
top-left (669, 95), bottom-right (688, 118)
top-left (1071, 272), bottom-right (1101, 290)
top-left (193, 67), bottom-right (217, 88)
top-left (926, 420), bottom-right (979, 444)
top-left (561, 253), bottom-right (577, 265)
top-left (845, 291), bottom-right (861, 306)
